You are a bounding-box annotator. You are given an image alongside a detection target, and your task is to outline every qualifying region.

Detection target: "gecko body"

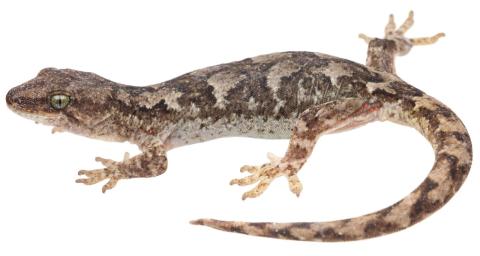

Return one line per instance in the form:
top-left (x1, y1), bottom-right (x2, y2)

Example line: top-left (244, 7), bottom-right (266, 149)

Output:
top-left (6, 12), bottom-right (472, 241)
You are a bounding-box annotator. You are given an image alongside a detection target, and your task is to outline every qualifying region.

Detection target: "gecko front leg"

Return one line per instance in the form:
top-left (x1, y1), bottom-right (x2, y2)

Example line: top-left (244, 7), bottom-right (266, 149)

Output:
top-left (76, 145), bottom-right (167, 192)
top-left (231, 98), bottom-right (382, 200)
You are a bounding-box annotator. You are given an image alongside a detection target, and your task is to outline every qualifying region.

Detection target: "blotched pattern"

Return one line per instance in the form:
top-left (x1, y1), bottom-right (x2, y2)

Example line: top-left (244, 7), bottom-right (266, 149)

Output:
top-left (6, 11), bottom-right (471, 242)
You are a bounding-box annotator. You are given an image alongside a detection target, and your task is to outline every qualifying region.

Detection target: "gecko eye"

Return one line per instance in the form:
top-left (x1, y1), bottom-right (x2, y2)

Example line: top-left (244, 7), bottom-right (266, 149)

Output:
top-left (49, 94), bottom-right (71, 110)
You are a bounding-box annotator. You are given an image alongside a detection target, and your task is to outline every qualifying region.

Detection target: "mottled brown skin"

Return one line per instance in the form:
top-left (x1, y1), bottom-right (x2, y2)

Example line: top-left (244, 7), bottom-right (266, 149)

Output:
top-left (6, 11), bottom-right (472, 241)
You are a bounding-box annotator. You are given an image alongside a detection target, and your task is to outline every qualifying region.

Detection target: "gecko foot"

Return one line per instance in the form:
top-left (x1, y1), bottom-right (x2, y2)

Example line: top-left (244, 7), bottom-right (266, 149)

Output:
top-left (76, 152), bottom-right (131, 193)
top-left (230, 153), bottom-right (303, 200)
top-left (359, 11), bottom-right (445, 56)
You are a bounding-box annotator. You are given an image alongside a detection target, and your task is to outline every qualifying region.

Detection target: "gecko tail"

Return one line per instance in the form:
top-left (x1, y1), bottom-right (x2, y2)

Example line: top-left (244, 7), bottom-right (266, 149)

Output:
top-left (190, 218), bottom-right (359, 241)
top-left (191, 94), bottom-right (472, 242)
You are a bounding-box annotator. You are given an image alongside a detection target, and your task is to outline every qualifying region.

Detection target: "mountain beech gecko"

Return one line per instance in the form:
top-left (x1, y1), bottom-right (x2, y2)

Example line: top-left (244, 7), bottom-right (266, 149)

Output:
top-left (6, 11), bottom-right (472, 241)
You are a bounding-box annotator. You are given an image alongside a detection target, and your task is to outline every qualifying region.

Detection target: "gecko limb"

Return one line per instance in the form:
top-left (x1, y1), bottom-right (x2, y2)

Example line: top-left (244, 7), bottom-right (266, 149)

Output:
top-left (76, 146), bottom-right (167, 192)
top-left (360, 11), bottom-right (445, 74)
top-left (230, 98), bottom-right (381, 200)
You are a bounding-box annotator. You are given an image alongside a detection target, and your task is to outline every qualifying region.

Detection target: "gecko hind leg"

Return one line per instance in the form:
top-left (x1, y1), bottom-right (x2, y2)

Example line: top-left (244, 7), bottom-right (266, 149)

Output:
top-left (359, 11), bottom-right (445, 56)
top-left (230, 98), bottom-right (382, 200)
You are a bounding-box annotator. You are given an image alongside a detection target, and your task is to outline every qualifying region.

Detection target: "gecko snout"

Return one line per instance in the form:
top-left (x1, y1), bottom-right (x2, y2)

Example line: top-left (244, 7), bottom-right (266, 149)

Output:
top-left (5, 86), bottom-right (43, 113)
top-left (5, 87), bottom-right (16, 107)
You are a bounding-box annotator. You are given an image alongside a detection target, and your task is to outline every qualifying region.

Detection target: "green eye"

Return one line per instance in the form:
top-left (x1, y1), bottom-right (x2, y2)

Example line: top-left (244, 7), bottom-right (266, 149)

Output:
top-left (50, 94), bottom-right (71, 110)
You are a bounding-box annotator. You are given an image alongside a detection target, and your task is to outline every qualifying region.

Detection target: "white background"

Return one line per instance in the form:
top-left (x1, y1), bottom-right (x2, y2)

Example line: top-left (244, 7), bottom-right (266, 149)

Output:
top-left (0, 0), bottom-right (478, 255)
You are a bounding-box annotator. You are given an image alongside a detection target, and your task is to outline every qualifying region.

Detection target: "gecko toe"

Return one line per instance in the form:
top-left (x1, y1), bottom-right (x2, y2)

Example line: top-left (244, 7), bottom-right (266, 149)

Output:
top-left (230, 173), bottom-right (260, 186)
top-left (102, 177), bottom-right (119, 193)
top-left (76, 163), bottom-right (117, 188)
top-left (78, 168), bottom-right (110, 177)
top-left (233, 154), bottom-right (298, 200)
top-left (287, 174), bottom-right (303, 197)
top-left (240, 165), bottom-right (257, 173)
top-left (241, 178), bottom-right (273, 200)
top-left (95, 157), bottom-right (116, 168)
top-left (75, 177), bottom-right (101, 185)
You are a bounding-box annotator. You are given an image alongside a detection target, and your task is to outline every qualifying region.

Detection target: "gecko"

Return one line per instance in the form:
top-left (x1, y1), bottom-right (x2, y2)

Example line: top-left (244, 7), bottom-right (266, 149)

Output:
top-left (6, 11), bottom-right (472, 242)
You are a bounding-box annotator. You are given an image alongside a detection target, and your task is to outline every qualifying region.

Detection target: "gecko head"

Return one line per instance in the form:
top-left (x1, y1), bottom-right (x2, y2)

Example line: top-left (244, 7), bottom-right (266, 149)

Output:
top-left (6, 68), bottom-right (117, 137)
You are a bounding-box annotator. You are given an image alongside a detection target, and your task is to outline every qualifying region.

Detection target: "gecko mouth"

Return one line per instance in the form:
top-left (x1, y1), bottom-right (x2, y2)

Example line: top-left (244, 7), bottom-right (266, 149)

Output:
top-left (10, 109), bottom-right (58, 125)
top-left (6, 96), bottom-right (59, 125)
top-left (7, 101), bottom-right (57, 118)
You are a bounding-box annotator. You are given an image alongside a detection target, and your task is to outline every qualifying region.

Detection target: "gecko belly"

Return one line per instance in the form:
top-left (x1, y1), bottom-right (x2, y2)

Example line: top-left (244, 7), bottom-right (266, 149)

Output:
top-left (166, 115), bottom-right (296, 148)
